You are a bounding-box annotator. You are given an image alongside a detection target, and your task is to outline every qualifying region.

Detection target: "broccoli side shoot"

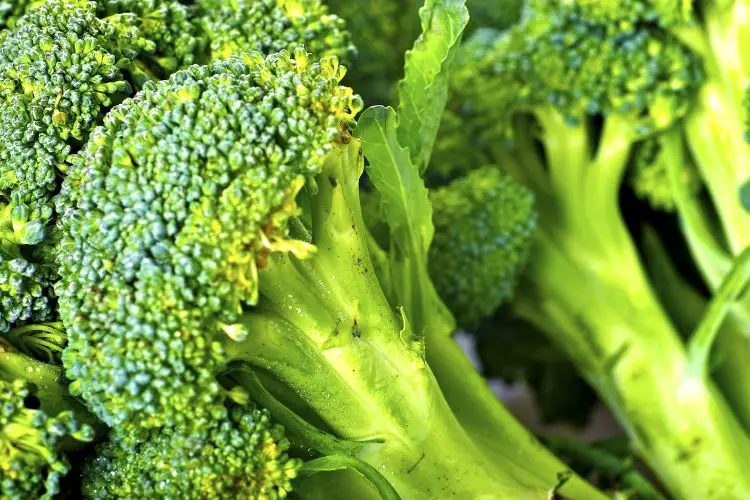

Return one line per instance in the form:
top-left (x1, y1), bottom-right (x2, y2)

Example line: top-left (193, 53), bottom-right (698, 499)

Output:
top-left (428, 165), bottom-right (536, 329)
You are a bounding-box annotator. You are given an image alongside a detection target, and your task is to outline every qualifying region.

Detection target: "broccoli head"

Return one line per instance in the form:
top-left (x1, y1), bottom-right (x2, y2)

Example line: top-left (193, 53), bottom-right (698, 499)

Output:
top-left (428, 165), bottom-right (536, 329)
top-left (57, 49), bottom-right (357, 433)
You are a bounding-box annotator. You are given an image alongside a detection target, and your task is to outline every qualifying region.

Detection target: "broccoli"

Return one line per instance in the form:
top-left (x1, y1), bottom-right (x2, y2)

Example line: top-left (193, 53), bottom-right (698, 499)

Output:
top-left (428, 1), bottom-right (750, 497)
top-left (55, 44), bottom-right (606, 498)
top-left (1, 203), bottom-right (53, 333)
top-left (82, 404), bottom-right (299, 499)
top-left (428, 166), bottom-right (536, 329)
top-left (0, 0), bottom-right (352, 234)
top-left (0, 339), bottom-right (96, 499)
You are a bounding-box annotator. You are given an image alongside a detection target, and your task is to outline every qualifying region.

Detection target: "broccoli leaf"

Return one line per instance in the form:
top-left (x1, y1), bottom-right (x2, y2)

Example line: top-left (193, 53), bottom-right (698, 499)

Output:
top-left (397, 0), bottom-right (469, 173)
top-left (356, 105), bottom-right (453, 335)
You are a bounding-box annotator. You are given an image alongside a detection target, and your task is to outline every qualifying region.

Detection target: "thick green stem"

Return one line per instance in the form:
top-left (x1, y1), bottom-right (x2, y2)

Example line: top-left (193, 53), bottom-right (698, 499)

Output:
top-left (663, 127), bottom-right (750, 430)
top-left (427, 333), bottom-right (608, 499)
top-left (515, 230), bottom-right (750, 499)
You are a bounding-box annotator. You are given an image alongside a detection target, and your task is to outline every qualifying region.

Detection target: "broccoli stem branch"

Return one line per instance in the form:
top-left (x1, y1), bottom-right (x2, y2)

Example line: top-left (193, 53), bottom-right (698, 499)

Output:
top-left (514, 227), bottom-right (750, 499)
top-left (222, 140), bottom-right (554, 497)
top-left (663, 126), bottom-right (750, 431)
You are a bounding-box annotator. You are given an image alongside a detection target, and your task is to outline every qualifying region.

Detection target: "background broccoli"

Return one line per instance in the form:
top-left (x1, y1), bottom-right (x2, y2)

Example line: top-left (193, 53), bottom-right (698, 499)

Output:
top-left (423, 1), bottom-right (750, 497)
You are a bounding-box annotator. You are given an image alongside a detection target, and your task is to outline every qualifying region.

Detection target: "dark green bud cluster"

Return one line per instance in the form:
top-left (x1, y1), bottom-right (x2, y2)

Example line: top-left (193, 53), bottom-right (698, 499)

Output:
top-left (198, 0), bottom-right (354, 63)
top-left (429, 166), bottom-right (536, 328)
top-left (0, 253), bottom-right (52, 332)
top-left (57, 49), bottom-right (361, 435)
top-left (0, 378), bottom-right (94, 499)
top-left (554, 0), bottom-right (691, 26)
top-left (1, 202), bottom-right (54, 333)
top-left (83, 405), bottom-right (299, 499)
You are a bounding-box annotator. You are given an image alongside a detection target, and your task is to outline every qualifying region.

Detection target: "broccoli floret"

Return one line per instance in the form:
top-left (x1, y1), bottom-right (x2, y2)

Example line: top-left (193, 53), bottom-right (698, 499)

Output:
top-left (197, 0), bottom-right (354, 62)
top-left (56, 47), bottom-right (605, 498)
top-left (430, 2), bottom-right (750, 497)
top-left (83, 405), bottom-right (299, 499)
top-left (1, 201), bottom-right (54, 333)
top-left (57, 50), bottom-right (355, 433)
top-left (0, 340), bottom-right (97, 499)
top-left (0, 0), bottom-right (353, 354)
top-left (428, 166), bottom-right (536, 329)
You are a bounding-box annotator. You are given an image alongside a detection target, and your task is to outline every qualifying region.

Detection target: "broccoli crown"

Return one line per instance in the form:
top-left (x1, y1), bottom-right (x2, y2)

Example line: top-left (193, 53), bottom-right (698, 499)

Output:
top-left (83, 405), bottom-right (299, 499)
top-left (0, 0), bottom-right (353, 221)
top-left (428, 166), bottom-right (536, 328)
top-left (198, 0), bottom-right (354, 62)
top-left (451, 1), bottom-right (700, 135)
top-left (57, 49), bottom-right (360, 434)
top-left (0, 378), bottom-right (94, 499)
top-left (0, 0), bottom-right (202, 222)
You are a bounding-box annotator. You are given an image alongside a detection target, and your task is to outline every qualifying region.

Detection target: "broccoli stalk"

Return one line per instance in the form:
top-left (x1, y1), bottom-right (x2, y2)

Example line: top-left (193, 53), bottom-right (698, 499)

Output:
top-left (628, 1), bottom-right (750, 430)
top-left (431, 2), bottom-right (750, 497)
top-left (223, 139), bottom-right (529, 497)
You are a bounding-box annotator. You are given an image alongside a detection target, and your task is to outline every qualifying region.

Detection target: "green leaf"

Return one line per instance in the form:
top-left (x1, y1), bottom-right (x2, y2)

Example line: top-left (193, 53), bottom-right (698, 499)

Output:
top-left (356, 106), bottom-right (434, 259)
top-left (356, 105), bottom-right (454, 336)
top-left (397, 0), bottom-right (469, 173)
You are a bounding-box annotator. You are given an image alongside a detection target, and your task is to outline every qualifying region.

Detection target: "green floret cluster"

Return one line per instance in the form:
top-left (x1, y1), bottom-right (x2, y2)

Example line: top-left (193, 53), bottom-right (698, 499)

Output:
top-left (57, 50), bottom-right (358, 434)
top-left (83, 405), bottom-right (299, 499)
top-left (198, 0), bottom-right (354, 62)
top-left (429, 166), bottom-right (536, 329)
top-left (0, 378), bottom-right (94, 499)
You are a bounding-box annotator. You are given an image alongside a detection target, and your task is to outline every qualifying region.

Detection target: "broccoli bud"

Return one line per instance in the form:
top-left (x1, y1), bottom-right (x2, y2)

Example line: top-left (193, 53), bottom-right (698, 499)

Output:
top-left (429, 166), bottom-right (536, 329)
